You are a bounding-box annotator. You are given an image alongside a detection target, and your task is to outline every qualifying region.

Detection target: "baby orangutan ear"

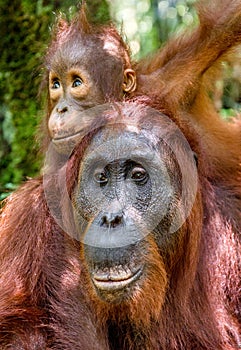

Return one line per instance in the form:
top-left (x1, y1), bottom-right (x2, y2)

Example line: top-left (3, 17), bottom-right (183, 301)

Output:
top-left (123, 68), bottom-right (137, 93)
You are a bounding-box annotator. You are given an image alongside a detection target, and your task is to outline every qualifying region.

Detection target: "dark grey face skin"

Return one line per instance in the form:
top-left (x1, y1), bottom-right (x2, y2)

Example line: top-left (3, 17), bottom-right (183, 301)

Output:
top-left (72, 126), bottom-right (183, 303)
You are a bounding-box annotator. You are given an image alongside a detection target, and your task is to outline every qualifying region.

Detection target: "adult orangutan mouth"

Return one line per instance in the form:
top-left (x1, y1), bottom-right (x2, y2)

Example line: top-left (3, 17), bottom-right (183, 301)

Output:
top-left (92, 267), bottom-right (143, 291)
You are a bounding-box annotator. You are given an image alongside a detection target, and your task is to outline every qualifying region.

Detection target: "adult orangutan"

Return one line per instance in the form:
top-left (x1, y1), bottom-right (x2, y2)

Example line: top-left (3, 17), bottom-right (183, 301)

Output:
top-left (0, 98), bottom-right (240, 349)
top-left (0, 0), bottom-right (241, 349)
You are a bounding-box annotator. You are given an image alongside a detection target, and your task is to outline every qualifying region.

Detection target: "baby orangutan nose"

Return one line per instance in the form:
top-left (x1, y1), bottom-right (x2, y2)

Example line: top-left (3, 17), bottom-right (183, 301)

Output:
top-left (56, 104), bottom-right (68, 114)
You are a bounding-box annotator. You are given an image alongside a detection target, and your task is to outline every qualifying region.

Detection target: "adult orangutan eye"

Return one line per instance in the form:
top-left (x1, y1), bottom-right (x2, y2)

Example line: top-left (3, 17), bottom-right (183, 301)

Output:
top-left (94, 171), bottom-right (109, 186)
top-left (130, 167), bottom-right (148, 184)
top-left (51, 79), bottom-right (61, 89)
top-left (72, 77), bottom-right (83, 88)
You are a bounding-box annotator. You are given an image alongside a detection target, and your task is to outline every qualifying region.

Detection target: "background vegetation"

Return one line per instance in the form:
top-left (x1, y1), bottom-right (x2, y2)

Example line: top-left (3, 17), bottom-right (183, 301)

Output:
top-left (0, 0), bottom-right (240, 199)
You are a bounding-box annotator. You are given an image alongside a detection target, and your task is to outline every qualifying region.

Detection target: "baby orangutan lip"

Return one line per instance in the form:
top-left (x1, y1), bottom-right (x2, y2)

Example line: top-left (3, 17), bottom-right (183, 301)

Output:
top-left (52, 131), bottom-right (81, 141)
top-left (92, 267), bottom-right (143, 291)
top-left (51, 132), bottom-right (84, 154)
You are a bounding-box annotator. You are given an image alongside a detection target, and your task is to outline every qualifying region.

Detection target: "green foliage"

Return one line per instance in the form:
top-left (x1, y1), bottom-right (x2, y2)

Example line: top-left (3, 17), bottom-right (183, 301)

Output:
top-left (152, 0), bottom-right (198, 45)
top-left (87, 0), bottom-right (111, 24)
top-left (0, 0), bottom-right (54, 198)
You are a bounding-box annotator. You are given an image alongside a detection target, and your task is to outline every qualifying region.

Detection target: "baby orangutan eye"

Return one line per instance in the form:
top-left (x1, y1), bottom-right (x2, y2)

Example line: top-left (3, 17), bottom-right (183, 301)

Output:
top-left (51, 79), bottom-right (61, 89)
top-left (72, 77), bottom-right (83, 88)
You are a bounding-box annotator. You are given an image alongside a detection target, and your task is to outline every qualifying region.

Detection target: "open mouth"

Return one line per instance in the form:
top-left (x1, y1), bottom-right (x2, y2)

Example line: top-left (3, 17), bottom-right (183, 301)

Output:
top-left (92, 267), bottom-right (143, 291)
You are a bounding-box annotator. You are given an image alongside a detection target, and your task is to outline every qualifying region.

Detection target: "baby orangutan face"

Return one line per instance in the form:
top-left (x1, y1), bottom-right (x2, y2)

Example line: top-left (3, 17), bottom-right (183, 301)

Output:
top-left (47, 30), bottom-right (136, 142)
